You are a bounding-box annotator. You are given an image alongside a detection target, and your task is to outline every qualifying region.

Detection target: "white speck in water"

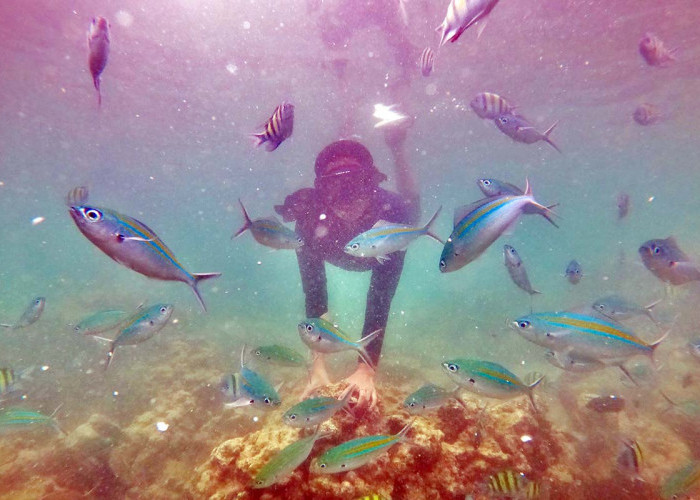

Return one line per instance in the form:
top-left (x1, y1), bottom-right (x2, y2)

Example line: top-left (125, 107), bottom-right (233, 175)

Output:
top-left (648, 196), bottom-right (655, 202)
top-left (257, 261), bottom-right (262, 265)
top-left (521, 434), bottom-right (533, 443)
top-left (226, 63), bottom-right (238, 75)
top-left (115, 10), bottom-right (134, 27)
top-left (243, 21), bottom-right (251, 30)
top-left (252, 416), bottom-right (259, 423)
top-left (156, 421), bottom-right (169, 432)
top-left (41, 365), bottom-right (49, 371)
top-left (319, 213), bottom-right (327, 220)
top-left (172, 318), bottom-right (179, 324)
top-left (113, 391), bottom-right (119, 397)
top-left (32, 216), bottom-right (45, 226)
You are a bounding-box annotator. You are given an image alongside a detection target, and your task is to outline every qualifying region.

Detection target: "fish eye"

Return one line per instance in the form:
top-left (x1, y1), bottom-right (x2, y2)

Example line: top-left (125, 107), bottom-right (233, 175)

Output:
top-left (319, 463), bottom-right (326, 468)
top-left (264, 397), bottom-right (271, 405)
top-left (652, 245), bottom-right (661, 254)
top-left (255, 350), bottom-right (261, 356)
top-left (249, 399), bottom-right (255, 404)
top-left (84, 208), bottom-right (102, 222)
top-left (256, 481), bottom-right (263, 486)
top-left (305, 324), bottom-right (314, 332)
top-left (468, 378), bottom-right (475, 384)
top-left (297, 237), bottom-right (303, 243)
top-left (518, 320), bottom-right (530, 329)
top-left (340, 464), bottom-right (346, 469)
top-left (409, 402), bottom-right (415, 407)
top-left (546, 332), bottom-right (552, 337)
top-left (351, 243), bottom-right (360, 250)
top-left (289, 414), bottom-right (296, 420)
top-left (160, 306), bottom-right (168, 313)
top-left (483, 180), bottom-right (491, 186)
top-left (499, 116), bottom-right (508, 123)
top-left (439, 260), bottom-right (446, 269)
top-left (447, 363), bottom-right (458, 372)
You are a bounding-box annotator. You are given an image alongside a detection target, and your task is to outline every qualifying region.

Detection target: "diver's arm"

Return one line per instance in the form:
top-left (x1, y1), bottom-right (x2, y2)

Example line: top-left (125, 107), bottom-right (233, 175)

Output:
top-left (297, 245), bottom-right (328, 318)
top-left (384, 126), bottom-right (419, 224)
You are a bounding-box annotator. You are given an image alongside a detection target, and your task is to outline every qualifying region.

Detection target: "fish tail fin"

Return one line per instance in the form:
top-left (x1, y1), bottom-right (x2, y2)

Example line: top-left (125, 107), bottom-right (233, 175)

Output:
top-left (66, 186), bottom-right (89, 207)
top-left (104, 342), bottom-right (116, 371)
top-left (190, 272), bottom-right (222, 313)
top-left (526, 374), bottom-right (545, 412)
top-left (356, 328), bottom-right (382, 369)
top-left (423, 206), bottom-right (444, 244)
top-left (0, 324), bottom-right (12, 328)
top-left (649, 328), bottom-right (671, 366)
top-left (93, 76), bottom-right (102, 107)
top-left (250, 132), bottom-right (267, 148)
top-left (264, 140), bottom-right (281, 152)
top-left (396, 418), bottom-right (415, 443)
top-left (527, 199), bottom-right (559, 228)
top-left (644, 298), bottom-right (663, 326)
top-left (543, 121), bottom-right (562, 153)
top-left (232, 199), bottom-right (252, 239)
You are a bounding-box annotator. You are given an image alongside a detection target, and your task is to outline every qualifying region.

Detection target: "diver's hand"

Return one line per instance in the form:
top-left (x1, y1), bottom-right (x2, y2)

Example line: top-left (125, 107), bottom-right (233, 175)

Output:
top-left (339, 363), bottom-right (378, 411)
top-left (301, 352), bottom-right (332, 399)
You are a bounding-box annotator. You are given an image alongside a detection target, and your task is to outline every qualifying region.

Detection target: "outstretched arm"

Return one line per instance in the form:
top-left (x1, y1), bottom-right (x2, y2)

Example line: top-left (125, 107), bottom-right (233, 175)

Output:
top-left (296, 245), bottom-right (328, 318)
top-left (384, 123), bottom-right (419, 224)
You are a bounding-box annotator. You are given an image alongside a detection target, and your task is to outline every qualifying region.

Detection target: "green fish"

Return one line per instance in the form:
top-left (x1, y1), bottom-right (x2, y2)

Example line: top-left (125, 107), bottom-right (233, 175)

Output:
top-left (403, 383), bottom-right (466, 415)
top-left (310, 421), bottom-right (412, 474)
top-left (251, 345), bottom-right (307, 368)
top-left (298, 318), bottom-right (380, 368)
top-left (1, 296), bottom-right (45, 330)
top-left (74, 309), bottom-right (129, 336)
top-left (0, 407), bottom-right (63, 435)
top-left (660, 460), bottom-right (700, 499)
top-left (222, 347), bottom-right (282, 410)
top-left (283, 392), bottom-right (352, 428)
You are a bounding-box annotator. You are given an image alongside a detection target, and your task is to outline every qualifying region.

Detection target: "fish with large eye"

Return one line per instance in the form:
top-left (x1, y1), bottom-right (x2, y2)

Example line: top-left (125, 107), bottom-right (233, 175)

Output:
top-left (494, 113), bottom-right (561, 153)
top-left (565, 260), bottom-right (582, 284)
top-left (639, 33), bottom-right (676, 67)
top-left (66, 187), bottom-right (220, 312)
top-left (639, 237), bottom-right (700, 285)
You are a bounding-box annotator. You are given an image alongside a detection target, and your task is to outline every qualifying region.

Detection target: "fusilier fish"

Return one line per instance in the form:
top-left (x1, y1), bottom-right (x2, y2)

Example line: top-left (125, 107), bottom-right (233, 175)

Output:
top-left (495, 113), bottom-right (561, 153)
top-left (252, 102), bottom-right (294, 151)
top-left (442, 358), bottom-right (543, 409)
top-left (633, 103), bottom-right (661, 125)
top-left (87, 16), bottom-right (110, 107)
top-left (251, 345), bottom-right (307, 367)
top-left (1, 297), bottom-right (45, 330)
top-left (477, 178), bottom-right (523, 197)
top-left (436, 0), bottom-right (501, 46)
top-left (403, 383), bottom-right (466, 414)
top-left (639, 33), bottom-right (676, 67)
top-left (233, 199), bottom-right (303, 250)
top-left (0, 407), bottom-right (63, 435)
top-left (74, 309), bottom-right (129, 335)
top-left (503, 245), bottom-right (540, 295)
top-left (298, 318), bottom-right (380, 368)
top-left (591, 294), bottom-right (660, 325)
top-left (103, 304), bottom-right (173, 369)
top-left (419, 47), bottom-right (435, 77)
top-left (545, 350), bottom-right (605, 373)
top-left (222, 348), bottom-right (282, 410)
top-left (470, 92), bottom-right (514, 120)
top-left (283, 392), bottom-right (352, 427)
top-left (639, 237), bottom-right (700, 285)
top-left (310, 421), bottom-right (412, 473)
top-left (565, 260), bottom-right (582, 284)
top-left (439, 181), bottom-right (557, 273)
top-left (252, 427), bottom-right (328, 488)
top-left (67, 187), bottom-right (221, 312)
top-left (344, 207), bottom-right (443, 263)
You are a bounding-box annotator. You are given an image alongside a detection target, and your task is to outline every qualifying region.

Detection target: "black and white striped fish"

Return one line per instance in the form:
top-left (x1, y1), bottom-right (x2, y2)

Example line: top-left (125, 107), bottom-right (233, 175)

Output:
top-left (419, 47), bottom-right (435, 77)
top-left (252, 102), bottom-right (295, 152)
top-left (470, 92), bottom-right (514, 119)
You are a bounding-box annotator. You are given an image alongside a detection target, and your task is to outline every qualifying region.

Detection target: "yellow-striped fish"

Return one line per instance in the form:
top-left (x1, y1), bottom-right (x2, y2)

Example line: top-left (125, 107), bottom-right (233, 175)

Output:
top-left (470, 92), bottom-right (514, 119)
top-left (486, 469), bottom-right (540, 498)
top-left (0, 369), bottom-right (17, 396)
top-left (419, 47), bottom-right (435, 77)
top-left (252, 102), bottom-right (295, 151)
top-left (617, 439), bottom-right (643, 479)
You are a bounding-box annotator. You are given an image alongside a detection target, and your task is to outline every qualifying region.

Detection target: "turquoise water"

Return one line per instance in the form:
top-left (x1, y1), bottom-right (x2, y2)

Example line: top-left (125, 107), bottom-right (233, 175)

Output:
top-left (1, 0), bottom-right (700, 498)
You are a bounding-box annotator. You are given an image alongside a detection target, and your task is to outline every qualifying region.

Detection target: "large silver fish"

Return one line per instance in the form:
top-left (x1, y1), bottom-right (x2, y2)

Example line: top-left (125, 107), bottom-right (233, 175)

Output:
top-left (0, 297), bottom-right (45, 330)
top-left (591, 294), bottom-right (661, 325)
top-left (639, 237), bottom-right (700, 285)
top-left (87, 17), bottom-right (110, 107)
top-left (495, 113), bottom-right (561, 153)
top-left (67, 187), bottom-right (221, 312)
top-left (503, 245), bottom-right (540, 295)
top-left (436, 0), bottom-right (501, 46)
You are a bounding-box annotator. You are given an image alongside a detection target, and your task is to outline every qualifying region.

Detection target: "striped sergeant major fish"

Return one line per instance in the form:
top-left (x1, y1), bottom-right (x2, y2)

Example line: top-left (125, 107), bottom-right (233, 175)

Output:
top-left (442, 358), bottom-right (544, 411)
top-left (251, 101), bottom-right (294, 151)
top-left (511, 311), bottom-right (669, 363)
top-left (0, 367), bottom-right (33, 399)
top-left (310, 420), bottom-right (413, 473)
top-left (470, 92), bottom-right (514, 120)
top-left (484, 469), bottom-right (540, 499)
top-left (439, 180), bottom-right (558, 273)
top-left (639, 33), bottom-right (676, 67)
top-left (298, 317), bottom-right (381, 368)
top-left (66, 187), bottom-right (221, 312)
top-left (232, 199), bottom-right (303, 250)
top-left (436, 0), bottom-right (501, 46)
top-left (344, 206), bottom-right (443, 263)
top-left (221, 346), bottom-right (282, 410)
top-left (419, 47), bottom-right (435, 77)
top-left (87, 16), bottom-right (110, 107)
top-left (1, 296), bottom-right (45, 330)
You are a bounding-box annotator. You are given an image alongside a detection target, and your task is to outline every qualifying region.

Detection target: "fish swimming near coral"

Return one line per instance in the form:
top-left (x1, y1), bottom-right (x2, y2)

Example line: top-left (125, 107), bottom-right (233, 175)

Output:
top-left (545, 350), bottom-right (606, 373)
top-left (222, 347), bottom-right (282, 410)
top-left (470, 92), bottom-right (514, 120)
top-left (638, 237), bottom-right (700, 285)
top-left (495, 113), bottom-right (562, 153)
top-left (0, 367), bottom-right (33, 400)
top-left (251, 344), bottom-right (307, 368)
top-left (298, 318), bottom-right (380, 368)
top-left (233, 199), bottom-right (303, 250)
top-left (503, 245), bottom-right (541, 296)
top-left (0, 407), bottom-right (63, 435)
top-left (436, 0), bottom-right (501, 46)
top-left (0, 296), bottom-right (45, 330)
top-left (252, 102), bottom-right (295, 151)
top-left (419, 47), bottom-right (435, 77)
top-left (617, 438), bottom-right (643, 481)
top-left (639, 33), bottom-right (676, 67)
top-left (283, 392), bottom-right (352, 428)
top-left (403, 383), bottom-right (466, 415)
top-left (66, 187), bottom-right (221, 312)
top-left (87, 16), bottom-right (110, 107)
top-left (482, 469), bottom-right (540, 499)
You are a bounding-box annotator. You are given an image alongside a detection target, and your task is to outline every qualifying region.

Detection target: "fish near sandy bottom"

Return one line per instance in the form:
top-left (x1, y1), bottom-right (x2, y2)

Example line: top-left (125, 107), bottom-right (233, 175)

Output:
top-left (403, 383), bottom-right (466, 415)
top-left (494, 113), bottom-right (562, 153)
top-left (233, 199), bottom-right (303, 250)
top-left (298, 317), bottom-right (380, 368)
top-left (283, 392), bottom-right (352, 428)
top-left (639, 237), bottom-right (700, 285)
top-left (66, 187), bottom-right (220, 312)
top-left (439, 181), bottom-right (558, 273)
top-left (87, 16), bottom-right (110, 106)
top-left (221, 348), bottom-right (281, 411)
top-left (0, 296), bottom-right (45, 329)
top-left (0, 407), bottom-right (63, 435)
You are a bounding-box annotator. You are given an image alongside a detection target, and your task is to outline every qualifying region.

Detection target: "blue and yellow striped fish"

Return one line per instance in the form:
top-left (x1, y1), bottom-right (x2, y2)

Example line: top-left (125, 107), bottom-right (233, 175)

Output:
top-left (419, 47), bottom-right (435, 77)
top-left (511, 311), bottom-right (669, 363)
top-left (298, 318), bottom-right (380, 368)
top-left (252, 101), bottom-right (294, 152)
top-left (67, 187), bottom-right (220, 312)
top-left (222, 347), bottom-right (281, 410)
top-left (283, 392), bottom-right (351, 427)
top-left (0, 407), bottom-right (63, 435)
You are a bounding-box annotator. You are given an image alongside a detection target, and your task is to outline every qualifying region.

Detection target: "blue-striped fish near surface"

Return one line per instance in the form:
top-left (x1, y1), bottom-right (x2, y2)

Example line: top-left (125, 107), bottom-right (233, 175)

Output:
top-left (87, 16), bottom-right (110, 107)
top-left (344, 207), bottom-right (443, 263)
top-left (503, 245), bottom-right (541, 296)
top-left (511, 311), bottom-right (669, 363)
top-left (66, 187), bottom-right (221, 312)
top-left (233, 199), bottom-right (303, 250)
top-left (102, 304), bottom-right (173, 370)
top-left (252, 426), bottom-right (328, 488)
top-left (403, 383), bottom-right (466, 415)
top-left (495, 113), bottom-right (562, 153)
top-left (1, 296), bottom-right (45, 330)
top-left (221, 347), bottom-right (282, 410)
top-left (639, 33), bottom-right (676, 67)
top-left (436, 0), bottom-right (501, 46)
top-left (639, 237), bottom-right (700, 285)
top-left (298, 318), bottom-right (381, 368)
top-left (419, 47), bottom-right (435, 77)
top-left (482, 469), bottom-right (540, 499)
top-left (442, 358), bottom-right (543, 410)
top-left (0, 407), bottom-right (63, 435)
top-left (283, 392), bottom-right (352, 427)
top-left (439, 180), bottom-right (558, 273)
top-left (310, 420), bottom-right (413, 473)
top-left (470, 92), bottom-right (514, 120)
top-left (251, 101), bottom-right (294, 151)
top-left (73, 309), bottom-right (129, 335)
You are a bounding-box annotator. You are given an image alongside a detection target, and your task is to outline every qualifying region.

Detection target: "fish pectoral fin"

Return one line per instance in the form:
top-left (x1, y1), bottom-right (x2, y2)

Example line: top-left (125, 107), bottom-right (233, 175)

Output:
top-left (224, 398), bottom-right (255, 409)
top-left (376, 255), bottom-right (391, 264)
top-left (119, 235), bottom-right (154, 242)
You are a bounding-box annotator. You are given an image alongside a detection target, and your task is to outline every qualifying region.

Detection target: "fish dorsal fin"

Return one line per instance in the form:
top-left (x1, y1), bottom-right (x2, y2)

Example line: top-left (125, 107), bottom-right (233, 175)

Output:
top-left (371, 219), bottom-right (393, 229)
top-left (665, 236), bottom-right (678, 247)
top-left (453, 197), bottom-right (496, 227)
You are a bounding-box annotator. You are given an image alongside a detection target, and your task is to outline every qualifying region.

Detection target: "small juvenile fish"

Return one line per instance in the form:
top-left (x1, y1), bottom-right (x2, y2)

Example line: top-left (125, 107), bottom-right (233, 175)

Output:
top-left (252, 102), bottom-right (294, 151)
top-left (470, 92), bottom-right (514, 120)
top-left (0, 367), bottom-right (33, 399)
top-left (283, 392), bottom-right (351, 427)
top-left (688, 338), bottom-right (700, 360)
top-left (639, 237), bottom-right (700, 285)
top-left (495, 113), bottom-right (562, 153)
top-left (103, 304), bottom-right (173, 370)
top-left (545, 350), bottom-right (605, 373)
top-left (0, 407), bottom-right (62, 435)
top-left (591, 294), bottom-right (660, 325)
top-left (1, 296), bottom-right (45, 330)
top-left (617, 192), bottom-right (630, 220)
top-left (310, 421), bottom-right (412, 473)
top-left (484, 469), bottom-right (540, 499)
top-left (639, 33), bottom-right (676, 67)
top-left (403, 383), bottom-right (466, 415)
top-left (565, 260), bottom-right (582, 284)
top-left (251, 345), bottom-right (307, 367)
top-left (233, 199), bottom-right (303, 250)
top-left (419, 47), bottom-right (435, 77)
top-left (660, 460), bottom-right (700, 499)
top-left (74, 309), bottom-right (129, 335)
top-left (67, 187), bottom-right (221, 312)
top-left (442, 358), bottom-right (543, 410)
top-left (437, 0), bottom-right (501, 46)
top-left (633, 103), bottom-right (661, 125)
top-left (298, 318), bottom-right (380, 368)
top-left (503, 245), bottom-right (540, 295)
top-left (585, 394), bottom-right (626, 413)
top-left (477, 178), bottom-right (522, 197)
top-left (344, 207), bottom-right (443, 263)
top-left (87, 16), bottom-right (110, 106)
top-left (252, 427), bottom-right (328, 488)
top-left (617, 439), bottom-right (643, 479)
top-left (222, 348), bottom-right (281, 410)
